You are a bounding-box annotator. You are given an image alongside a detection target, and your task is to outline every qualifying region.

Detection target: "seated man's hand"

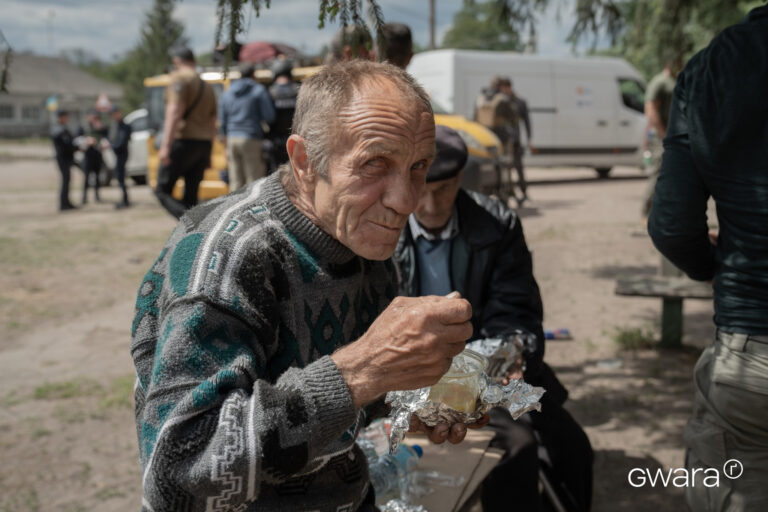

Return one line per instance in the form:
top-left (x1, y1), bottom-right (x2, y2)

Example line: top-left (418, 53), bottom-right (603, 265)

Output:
top-left (501, 355), bottom-right (525, 385)
top-left (408, 414), bottom-right (491, 445)
top-left (332, 293), bottom-right (473, 408)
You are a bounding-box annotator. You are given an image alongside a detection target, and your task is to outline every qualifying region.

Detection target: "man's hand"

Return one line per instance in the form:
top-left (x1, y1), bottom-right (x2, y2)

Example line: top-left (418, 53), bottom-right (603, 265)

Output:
top-left (332, 293), bottom-right (473, 408)
top-left (501, 354), bottom-right (525, 385)
top-left (159, 146), bottom-right (171, 167)
top-left (408, 413), bottom-right (490, 445)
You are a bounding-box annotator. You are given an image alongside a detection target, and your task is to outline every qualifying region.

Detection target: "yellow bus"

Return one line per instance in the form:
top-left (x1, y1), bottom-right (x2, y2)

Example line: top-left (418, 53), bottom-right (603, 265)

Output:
top-left (143, 66), bottom-right (503, 201)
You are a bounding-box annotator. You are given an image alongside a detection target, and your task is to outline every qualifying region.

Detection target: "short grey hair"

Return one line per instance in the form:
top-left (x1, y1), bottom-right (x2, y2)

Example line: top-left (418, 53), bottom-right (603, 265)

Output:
top-left (290, 60), bottom-right (433, 179)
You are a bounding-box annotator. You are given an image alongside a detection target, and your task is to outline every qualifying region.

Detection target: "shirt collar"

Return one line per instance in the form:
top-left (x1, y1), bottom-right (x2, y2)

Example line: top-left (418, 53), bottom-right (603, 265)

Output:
top-left (408, 206), bottom-right (459, 242)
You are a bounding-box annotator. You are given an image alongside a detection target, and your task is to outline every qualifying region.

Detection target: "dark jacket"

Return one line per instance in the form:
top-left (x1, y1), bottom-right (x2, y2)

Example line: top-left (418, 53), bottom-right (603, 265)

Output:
top-left (110, 119), bottom-right (132, 157)
top-left (268, 80), bottom-right (300, 140)
top-left (648, 5), bottom-right (768, 334)
top-left (218, 78), bottom-right (276, 139)
top-left (51, 123), bottom-right (77, 161)
top-left (394, 189), bottom-right (566, 402)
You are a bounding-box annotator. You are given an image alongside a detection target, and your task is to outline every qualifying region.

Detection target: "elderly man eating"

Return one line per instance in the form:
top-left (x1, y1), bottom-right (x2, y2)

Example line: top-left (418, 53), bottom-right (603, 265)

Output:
top-left (131, 60), bottom-right (478, 512)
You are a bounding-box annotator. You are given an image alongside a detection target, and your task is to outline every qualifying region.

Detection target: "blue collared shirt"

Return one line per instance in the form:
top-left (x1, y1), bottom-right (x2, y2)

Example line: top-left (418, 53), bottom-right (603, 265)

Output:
top-left (408, 208), bottom-right (459, 296)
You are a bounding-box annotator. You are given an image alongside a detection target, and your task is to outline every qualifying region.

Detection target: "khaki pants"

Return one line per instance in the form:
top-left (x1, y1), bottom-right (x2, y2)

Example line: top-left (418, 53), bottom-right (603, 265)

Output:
top-left (226, 137), bottom-right (265, 192)
top-left (684, 330), bottom-right (768, 511)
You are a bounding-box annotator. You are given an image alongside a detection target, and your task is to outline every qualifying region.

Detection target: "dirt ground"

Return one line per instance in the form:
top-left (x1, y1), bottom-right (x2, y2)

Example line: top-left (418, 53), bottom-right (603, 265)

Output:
top-left (0, 151), bottom-right (715, 511)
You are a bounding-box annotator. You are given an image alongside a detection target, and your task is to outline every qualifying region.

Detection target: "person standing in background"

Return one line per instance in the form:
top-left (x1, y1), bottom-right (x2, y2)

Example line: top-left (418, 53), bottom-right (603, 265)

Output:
top-left (641, 58), bottom-right (680, 219)
top-left (218, 62), bottom-right (275, 191)
top-left (50, 109), bottom-right (78, 211)
top-left (267, 59), bottom-right (299, 172)
top-left (107, 105), bottom-right (131, 209)
top-left (79, 109), bottom-right (107, 205)
top-left (155, 46), bottom-right (217, 219)
top-left (499, 79), bottom-right (532, 205)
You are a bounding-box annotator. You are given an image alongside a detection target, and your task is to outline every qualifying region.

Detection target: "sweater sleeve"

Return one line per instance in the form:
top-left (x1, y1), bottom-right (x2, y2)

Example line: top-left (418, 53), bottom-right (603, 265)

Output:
top-left (647, 68), bottom-right (717, 281)
top-left (137, 296), bottom-right (358, 511)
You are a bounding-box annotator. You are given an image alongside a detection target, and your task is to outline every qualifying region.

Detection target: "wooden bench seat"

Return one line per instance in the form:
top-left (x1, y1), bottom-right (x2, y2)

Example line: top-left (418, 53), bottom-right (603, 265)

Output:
top-left (615, 275), bottom-right (713, 348)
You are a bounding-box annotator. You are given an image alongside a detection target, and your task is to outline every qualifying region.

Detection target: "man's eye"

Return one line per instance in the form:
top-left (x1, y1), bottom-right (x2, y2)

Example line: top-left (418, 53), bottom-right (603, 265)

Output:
top-left (411, 160), bottom-right (428, 172)
top-left (365, 158), bottom-right (386, 168)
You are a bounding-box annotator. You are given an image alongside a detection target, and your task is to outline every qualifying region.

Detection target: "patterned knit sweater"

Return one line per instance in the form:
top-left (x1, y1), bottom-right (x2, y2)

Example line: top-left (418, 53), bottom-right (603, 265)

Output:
top-left (131, 172), bottom-right (396, 511)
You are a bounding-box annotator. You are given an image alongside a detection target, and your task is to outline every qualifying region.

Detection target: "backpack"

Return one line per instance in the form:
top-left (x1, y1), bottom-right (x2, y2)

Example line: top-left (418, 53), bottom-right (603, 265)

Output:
top-left (475, 92), bottom-right (519, 130)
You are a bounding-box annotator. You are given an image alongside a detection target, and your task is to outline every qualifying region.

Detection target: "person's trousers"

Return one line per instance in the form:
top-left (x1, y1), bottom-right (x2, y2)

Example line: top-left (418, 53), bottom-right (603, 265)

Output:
top-left (684, 330), bottom-right (768, 512)
top-left (512, 140), bottom-right (527, 196)
top-left (482, 394), bottom-right (593, 512)
top-left (82, 152), bottom-right (101, 203)
top-left (56, 155), bottom-right (73, 209)
top-left (114, 152), bottom-right (129, 205)
top-left (226, 137), bottom-right (265, 191)
top-left (155, 139), bottom-right (211, 219)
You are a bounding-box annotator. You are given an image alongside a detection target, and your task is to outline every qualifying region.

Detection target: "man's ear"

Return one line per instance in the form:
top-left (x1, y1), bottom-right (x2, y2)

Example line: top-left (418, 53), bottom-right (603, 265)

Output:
top-left (287, 134), bottom-right (315, 190)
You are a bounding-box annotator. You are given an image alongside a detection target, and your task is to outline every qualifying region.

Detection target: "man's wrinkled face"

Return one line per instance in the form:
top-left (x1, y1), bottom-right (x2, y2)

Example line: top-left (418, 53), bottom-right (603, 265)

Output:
top-left (313, 79), bottom-right (435, 260)
top-left (414, 172), bottom-right (463, 233)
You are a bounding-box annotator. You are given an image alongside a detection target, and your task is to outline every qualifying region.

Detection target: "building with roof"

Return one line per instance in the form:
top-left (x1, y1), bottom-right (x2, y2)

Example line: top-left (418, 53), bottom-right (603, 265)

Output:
top-left (0, 53), bottom-right (123, 138)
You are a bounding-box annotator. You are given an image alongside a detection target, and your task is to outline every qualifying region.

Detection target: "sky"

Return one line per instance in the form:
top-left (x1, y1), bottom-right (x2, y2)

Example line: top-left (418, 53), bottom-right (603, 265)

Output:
top-left (1, 0), bottom-right (605, 61)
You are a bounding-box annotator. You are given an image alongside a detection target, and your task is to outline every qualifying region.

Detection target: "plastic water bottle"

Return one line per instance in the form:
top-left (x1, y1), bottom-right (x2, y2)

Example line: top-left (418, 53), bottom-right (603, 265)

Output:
top-left (368, 444), bottom-right (423, 502)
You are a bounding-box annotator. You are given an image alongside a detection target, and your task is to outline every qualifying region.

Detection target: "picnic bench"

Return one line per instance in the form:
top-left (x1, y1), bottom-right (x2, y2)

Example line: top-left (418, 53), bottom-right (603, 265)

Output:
top-left (615, 258), bottom-right (713, 348)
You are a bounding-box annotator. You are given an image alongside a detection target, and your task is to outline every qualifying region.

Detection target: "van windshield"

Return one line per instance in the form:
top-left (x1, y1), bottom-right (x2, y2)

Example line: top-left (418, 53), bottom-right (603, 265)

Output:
top-left (430, 99), bottom-right (449, 115)
top-left (618, 78), bottom-right (645, 114)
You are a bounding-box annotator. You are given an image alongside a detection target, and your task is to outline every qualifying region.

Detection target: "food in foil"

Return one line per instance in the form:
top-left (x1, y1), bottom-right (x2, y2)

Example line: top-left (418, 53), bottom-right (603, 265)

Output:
top-left (385, 347), bottom-right (545, 453)
top-left (426, 350), bottom-right (486, 413)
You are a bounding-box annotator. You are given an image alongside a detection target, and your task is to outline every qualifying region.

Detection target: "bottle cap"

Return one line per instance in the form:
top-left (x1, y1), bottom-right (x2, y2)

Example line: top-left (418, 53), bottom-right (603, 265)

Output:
top-left (411, 444), bottom-right (423, 458)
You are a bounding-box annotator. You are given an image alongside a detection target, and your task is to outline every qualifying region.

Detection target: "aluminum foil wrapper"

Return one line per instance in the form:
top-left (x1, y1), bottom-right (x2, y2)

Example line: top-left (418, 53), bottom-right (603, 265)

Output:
top-left (467, 333), bottom-right (534, 379)
top-left (379, 500), bottom-right (428, 512)
top-left (385, 375), bottom-right (544, 453)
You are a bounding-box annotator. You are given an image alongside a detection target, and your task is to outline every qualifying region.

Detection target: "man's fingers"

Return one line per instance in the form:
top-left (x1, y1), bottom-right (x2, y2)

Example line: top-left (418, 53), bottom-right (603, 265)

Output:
top-left (448, 423), bottom-right (467, 444)
top-left (434, 297), bottom-right (472, 325)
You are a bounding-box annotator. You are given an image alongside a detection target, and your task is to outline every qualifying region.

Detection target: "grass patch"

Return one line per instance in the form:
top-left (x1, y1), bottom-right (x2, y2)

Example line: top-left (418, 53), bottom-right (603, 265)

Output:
top-left (612, 326), bottom-right (657, 350)
top-left (99, 375), bottom-right (134, 410)
top-left (34, 379), bottom-right (103, 400)
top-left (93, 486), bottom-right (126, 500)
top-left (1, 390), bottom-right (22, 407)
top-left (0, 486), bottom-right (39, 512)
top-left (31, 428), bottom-right (51, 439)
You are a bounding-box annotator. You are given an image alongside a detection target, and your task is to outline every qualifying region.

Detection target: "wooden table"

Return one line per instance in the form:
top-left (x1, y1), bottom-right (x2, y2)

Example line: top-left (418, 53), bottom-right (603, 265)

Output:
top-left (406, 428), bottom-right (503, 512)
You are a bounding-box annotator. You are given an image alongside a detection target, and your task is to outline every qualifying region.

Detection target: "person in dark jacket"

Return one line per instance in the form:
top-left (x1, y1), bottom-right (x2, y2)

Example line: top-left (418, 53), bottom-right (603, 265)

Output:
top-left (394, 126), bottom-right (593, 512)
top-left (647, 6), bottom-right (768, 511)
top-left (50, 109), bottom-right (78, 211)
top-left (218, 62), bottom-right (275, 191)
top-left (107, 105), bottom-right (132, 209)
top-left (499, 79), bottom-right (532, 204)
top-left (79, 109), bottom-right (108, 204)
top-left (267, 59), bottom-right (300, 173)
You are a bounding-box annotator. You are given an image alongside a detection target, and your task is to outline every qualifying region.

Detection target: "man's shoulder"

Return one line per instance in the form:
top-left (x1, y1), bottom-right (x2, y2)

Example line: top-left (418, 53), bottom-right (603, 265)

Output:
top-left (162, 179), bottom-right (292, 297)
top-left (457, 189), bottom-right (518, 237)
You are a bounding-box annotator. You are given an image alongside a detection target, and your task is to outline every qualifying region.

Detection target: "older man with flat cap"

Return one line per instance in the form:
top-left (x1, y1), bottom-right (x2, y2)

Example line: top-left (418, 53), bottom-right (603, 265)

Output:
top-left (131, 61), bottom-right (485, 512)
top-left (394, 125), bottom-right (593, 512)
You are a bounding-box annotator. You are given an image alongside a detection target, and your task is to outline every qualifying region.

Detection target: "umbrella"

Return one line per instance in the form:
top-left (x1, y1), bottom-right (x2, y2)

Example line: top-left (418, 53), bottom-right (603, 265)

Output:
top-left (239, 42), bottom-right (299, 63)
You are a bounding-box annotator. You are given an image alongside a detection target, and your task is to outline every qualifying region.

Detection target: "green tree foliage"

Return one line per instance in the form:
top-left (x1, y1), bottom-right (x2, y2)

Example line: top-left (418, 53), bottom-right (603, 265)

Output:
top-left (68, 0), bottom-right (187, 111)
top-left (614, 0), bottom-right (761, 79)
top-left (442, 1), bottom-right (524, 51)
top-left (490, 0), bottom-right (765, 79)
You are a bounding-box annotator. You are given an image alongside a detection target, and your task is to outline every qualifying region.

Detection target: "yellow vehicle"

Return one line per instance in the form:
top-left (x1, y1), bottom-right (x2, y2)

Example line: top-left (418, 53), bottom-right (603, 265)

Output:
top-left (143, 66), bottom-right (502, 201)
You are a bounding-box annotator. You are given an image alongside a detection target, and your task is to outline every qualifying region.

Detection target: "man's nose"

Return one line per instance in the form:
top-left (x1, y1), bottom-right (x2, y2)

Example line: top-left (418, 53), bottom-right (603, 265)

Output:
top-left (382, 170), bottom-right (420, 216)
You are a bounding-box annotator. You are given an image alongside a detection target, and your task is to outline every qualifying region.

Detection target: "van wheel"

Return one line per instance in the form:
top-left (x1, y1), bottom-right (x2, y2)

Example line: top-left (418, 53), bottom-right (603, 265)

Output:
top-left (595, 167), bottom-right (612, 179)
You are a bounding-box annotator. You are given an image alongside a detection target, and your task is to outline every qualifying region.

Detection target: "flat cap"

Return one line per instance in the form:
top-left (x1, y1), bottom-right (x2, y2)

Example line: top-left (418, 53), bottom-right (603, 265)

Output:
top-left (426, 125), bottom-right (468, 183)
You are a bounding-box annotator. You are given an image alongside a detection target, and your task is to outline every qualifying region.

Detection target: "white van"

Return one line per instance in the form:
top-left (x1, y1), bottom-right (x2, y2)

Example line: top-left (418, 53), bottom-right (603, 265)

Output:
top-left (408, 50), bottom-right (647, 178)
